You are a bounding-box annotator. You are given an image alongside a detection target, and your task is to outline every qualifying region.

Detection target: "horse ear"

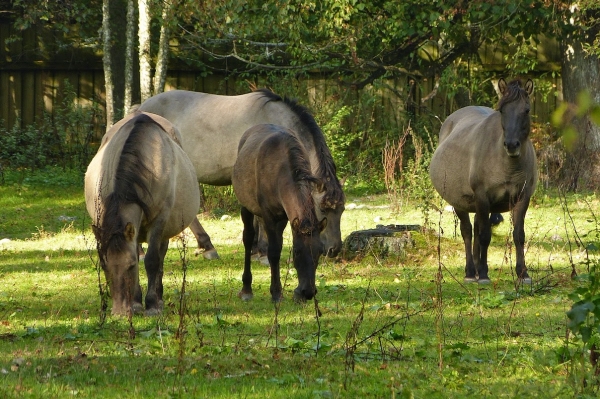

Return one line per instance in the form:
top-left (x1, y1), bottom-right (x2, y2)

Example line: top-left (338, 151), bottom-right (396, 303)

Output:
top-left (498, 78), bottom-right (508, 95)
top-left (124, 222), bottom-right (136, 242)
top-left (312, 179), bottom-right (326, 193)
top-left (525, 79), bottom-right (534, 96)
top-left (319, 217), bottom-right (328, 232)
top-left (291, 218), bottom-right (300, 231)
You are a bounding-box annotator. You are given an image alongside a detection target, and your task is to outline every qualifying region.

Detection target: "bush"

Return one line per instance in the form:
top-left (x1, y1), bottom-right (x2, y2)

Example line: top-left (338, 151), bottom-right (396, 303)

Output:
top-left (0, 80), bottom-right (101, 175)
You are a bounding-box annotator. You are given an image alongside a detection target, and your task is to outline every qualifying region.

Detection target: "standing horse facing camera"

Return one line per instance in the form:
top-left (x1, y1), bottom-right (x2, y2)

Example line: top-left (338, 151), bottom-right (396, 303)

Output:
top-left (233, 124), bottom-right (326, 302)
top-left (85, 112), bottom-right (200, 316)
top-left (429, 78), bottom-right (538, 284)
top-left (137, 89), bottom-right (345, 261)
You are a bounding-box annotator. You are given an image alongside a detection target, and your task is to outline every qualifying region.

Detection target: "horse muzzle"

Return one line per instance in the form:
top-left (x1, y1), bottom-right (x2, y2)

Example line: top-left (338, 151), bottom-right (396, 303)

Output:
top-left (293, 286), bottom-right (317, 302)
top-left (325, 244), bottom-right (341, 258)
top-left (504, 140), bottom-right (521, 157)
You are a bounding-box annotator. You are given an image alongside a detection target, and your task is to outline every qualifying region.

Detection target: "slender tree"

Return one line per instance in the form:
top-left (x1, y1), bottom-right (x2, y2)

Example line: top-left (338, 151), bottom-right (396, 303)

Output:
top-left (152, 0), bottom-right (173, 95)
top-left (138, 0), bottom-right (152, 102)
top-left (123, 0), bottom-right (136, 114)
top-left (102, 0), bottom-right (115, 129)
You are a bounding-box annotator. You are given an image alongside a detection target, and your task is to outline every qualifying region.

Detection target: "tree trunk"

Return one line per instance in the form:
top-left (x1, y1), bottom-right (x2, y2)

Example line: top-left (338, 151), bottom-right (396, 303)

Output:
top-left (102, 0), bottom-right (115, 129)
top-left (560, 35), bottom-right (600, 190)
top-left (138, 0), bottom-right (152, 102)
top-left (123, 0), bottom-right (136, 114)
top-left (152, 0), bottom-right (172, 95)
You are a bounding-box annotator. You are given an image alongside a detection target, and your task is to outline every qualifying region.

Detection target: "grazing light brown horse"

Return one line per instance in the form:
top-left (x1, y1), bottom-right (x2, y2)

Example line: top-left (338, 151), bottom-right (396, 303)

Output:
top-left (429, 79), bottom-right (538, 284)
top-left (85, 112), bottom-right (200, 316)
top-left (233, 124), bottom-right (326, 302)
top-left (138, 89), bottom-right (345, 261)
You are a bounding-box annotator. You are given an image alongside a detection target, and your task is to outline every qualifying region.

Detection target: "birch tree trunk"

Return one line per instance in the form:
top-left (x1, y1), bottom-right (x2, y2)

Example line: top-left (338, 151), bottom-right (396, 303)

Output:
top-left (152, 0), bottom-right (172, 95)
top-left (138, 0), bottom-right (152, 102)
top-left (102, 0), bottom-right (115, 129)
top-left (123, 0), bottom-right (136, 114)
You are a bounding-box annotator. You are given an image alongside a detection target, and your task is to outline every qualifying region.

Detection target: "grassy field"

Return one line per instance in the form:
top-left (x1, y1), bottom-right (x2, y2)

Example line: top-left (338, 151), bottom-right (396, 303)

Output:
top-left (0, 167), bottom-right (598, 398)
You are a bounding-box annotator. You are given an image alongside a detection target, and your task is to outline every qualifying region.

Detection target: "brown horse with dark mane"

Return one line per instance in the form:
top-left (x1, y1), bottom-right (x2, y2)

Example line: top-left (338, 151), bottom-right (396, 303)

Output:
top-left (429, 78), bottom-right (538, 284)
top-left (233, 124), bottom-right (326, 302)
top-left (85, 112), bottom-right (200, 316)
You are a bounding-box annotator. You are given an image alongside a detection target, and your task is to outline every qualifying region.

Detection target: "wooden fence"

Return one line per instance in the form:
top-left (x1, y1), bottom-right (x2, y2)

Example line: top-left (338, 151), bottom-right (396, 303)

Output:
top-left (1, 21), bottom-right (562, 139)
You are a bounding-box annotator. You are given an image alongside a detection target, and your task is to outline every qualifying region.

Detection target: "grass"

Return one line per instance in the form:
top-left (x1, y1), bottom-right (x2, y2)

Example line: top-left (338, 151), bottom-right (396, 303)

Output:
top-left (0, 167), bottom-right (598, 397)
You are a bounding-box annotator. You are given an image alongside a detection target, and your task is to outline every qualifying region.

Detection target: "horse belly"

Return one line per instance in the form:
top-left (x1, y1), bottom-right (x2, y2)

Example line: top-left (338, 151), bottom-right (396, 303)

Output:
top-left (429, 143), bottom-right (476, 212)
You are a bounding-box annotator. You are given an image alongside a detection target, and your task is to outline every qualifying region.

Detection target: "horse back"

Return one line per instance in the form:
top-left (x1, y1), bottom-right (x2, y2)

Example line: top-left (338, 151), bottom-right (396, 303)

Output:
top-left (138, 90), bottom-right (317, 185)
top-left (85, 113), bottom-right (200, 240)
top-left (438, 106), bottom-right (495, 144)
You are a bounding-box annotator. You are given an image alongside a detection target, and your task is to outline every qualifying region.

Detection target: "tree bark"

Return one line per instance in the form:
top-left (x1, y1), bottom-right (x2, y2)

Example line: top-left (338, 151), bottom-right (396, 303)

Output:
top-left (152, 0), bottom-right (172, 95)
top-left (138, 0), bottom-right (152, 102)
top-left (560, 34), bottom-right (600, 190)
top-left (123, 0), bottom-right (136, 113)
top-left (102, 0), bottom-right (115, 129)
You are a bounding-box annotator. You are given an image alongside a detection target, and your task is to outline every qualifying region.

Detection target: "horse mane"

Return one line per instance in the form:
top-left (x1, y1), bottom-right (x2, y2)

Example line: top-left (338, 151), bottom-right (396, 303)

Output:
top-left (283, 133), bottom-right (320, 231)
top-left (96, 114), bottom-right (157, 257)
top-left (497, 79), bottom-right (530, 111)
top-left (254, 88), bottom-right (345, 209)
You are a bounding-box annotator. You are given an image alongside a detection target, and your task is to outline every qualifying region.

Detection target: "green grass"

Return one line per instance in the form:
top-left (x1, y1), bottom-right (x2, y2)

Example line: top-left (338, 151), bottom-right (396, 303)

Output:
top-left (0, 168), bottom-right (598, 397)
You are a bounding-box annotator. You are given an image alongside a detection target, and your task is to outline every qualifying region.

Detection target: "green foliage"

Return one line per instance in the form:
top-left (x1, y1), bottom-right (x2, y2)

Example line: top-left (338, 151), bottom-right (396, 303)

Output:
top-left (0, 120), bottom-right (50, 172)
top-left (177, 0), bottom-right (570, 89)
top-left (0, 80), bottom-right (101, 174)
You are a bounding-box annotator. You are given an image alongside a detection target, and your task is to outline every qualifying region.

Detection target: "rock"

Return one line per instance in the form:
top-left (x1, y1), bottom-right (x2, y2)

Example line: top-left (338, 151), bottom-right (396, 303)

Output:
top-left (341, 224), bottom-right (420, 260)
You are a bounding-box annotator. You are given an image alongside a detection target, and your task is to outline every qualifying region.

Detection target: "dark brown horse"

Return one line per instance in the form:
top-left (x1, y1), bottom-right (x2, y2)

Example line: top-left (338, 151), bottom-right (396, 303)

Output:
top-left (85, 112), bottom-right (200, 316)
top-left (429, 79), bottom-right (538, 284)
top-left (137, 89), bottom-right (345, 261)
top-left (233, 124), bottom-right (326, 302)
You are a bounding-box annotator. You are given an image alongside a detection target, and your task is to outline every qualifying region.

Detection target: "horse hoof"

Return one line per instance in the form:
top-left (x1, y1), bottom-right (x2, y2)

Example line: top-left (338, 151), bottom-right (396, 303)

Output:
top-left (464, 277), bottom-right (478, 283)
top-left (202, 249), bottom-right (220, 260)
top-left (132, 303), bottom-right (144, 315)
top-left (478, 278), bottom-right (491, 285)
top-left (293, 293), bottom-right (308, 303)
top-left (519, 277), bottom-right (532, 285)
top-left (259, 256), bottom-right (270, 266)
top-left (144, 308), bottom-right (161, 316)
top-left (238, 291), bottom-right (253, 301)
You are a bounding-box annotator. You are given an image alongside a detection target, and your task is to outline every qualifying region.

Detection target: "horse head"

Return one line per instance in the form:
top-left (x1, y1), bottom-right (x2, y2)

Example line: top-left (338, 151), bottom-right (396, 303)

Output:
top-left (312, 182), bottom-right (345, 258)
top-left (498, 78), bottom-right (534, 158)
top-left (290, 216), bottom-right (327, 302)
top-left (93, 221), bottom-right (141, 316)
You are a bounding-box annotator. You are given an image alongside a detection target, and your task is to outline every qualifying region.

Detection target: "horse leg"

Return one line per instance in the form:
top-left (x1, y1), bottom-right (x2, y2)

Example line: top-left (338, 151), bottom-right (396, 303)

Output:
top-left (251, 217), bottom-right (269, 265)
top-left (512, 197), bottom-right (532, 284)
top-left (266, 219), bottom-right (287, 302)
top-left (238, 207), bottom-right (255, 301)
top-left (474, 210), bottom-right (492, 284)
top-left (132, 267), bottom-right (144, 315)
top-left (189, 217), bottom-right (220, 260)
top-left (455, 210), bottom-right (476, 282)
top-left (144, 237), bottom-right (168, 316)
